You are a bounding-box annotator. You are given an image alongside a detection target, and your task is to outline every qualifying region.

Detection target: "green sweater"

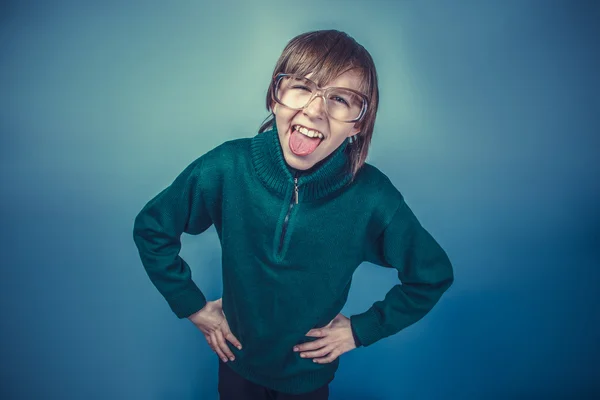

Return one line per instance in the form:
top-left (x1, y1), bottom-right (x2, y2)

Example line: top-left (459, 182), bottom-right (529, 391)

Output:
top-left (132, 125), bottom-right (454, 394)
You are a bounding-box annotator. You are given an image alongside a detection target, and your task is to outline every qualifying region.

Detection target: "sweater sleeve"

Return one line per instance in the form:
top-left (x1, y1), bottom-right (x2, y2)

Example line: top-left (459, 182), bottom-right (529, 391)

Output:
top-left (350, 199), bottom-right (454, 347)
top-left (132, 156), bottom-right (214, 319)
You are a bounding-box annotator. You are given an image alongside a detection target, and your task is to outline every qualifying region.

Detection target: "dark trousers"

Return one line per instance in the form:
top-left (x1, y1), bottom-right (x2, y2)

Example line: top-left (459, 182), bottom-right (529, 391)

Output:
top-left (217, 358), bottom-right (330, 400)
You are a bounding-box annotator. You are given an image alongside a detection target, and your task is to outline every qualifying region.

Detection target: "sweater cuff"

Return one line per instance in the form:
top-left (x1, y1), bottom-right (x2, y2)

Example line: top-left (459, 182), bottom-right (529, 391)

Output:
top-left (350, 308), bottom-right (383, 347)
top-left (350, 321), bottom-right (362, 347)
top-left (166, 284), bottom-right (207, 319)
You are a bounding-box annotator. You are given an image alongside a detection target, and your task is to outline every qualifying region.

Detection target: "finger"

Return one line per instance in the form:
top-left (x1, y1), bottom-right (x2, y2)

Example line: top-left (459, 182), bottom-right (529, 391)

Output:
top-left (300, 345), bottom-right (334, 359)
top-left (295, 338), bottom-right (328, 352)
top-left (211, 331), bottom-right (228, 362)
top-left (215, 329), bottom-right (235, 361)
top-left (313, 349), bottom-right (340, 364)
top-left (305, 329), bottom-right (327, 337)
top-left (219, 314), bottom-right (243, 350)
top-left (223, 329), bottom-right (243, 350)
top-left (206, 336), bottom-right (217, 354)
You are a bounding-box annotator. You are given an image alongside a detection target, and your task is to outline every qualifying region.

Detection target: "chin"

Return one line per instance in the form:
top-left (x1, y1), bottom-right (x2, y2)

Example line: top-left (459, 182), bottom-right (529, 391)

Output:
top-left (283, 152), bottom-right (317, 170)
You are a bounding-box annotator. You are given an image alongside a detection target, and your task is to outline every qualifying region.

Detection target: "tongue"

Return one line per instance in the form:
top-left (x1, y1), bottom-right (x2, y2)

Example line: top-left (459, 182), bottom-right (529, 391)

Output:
top-left (289, 128), bottom-right (322, 156)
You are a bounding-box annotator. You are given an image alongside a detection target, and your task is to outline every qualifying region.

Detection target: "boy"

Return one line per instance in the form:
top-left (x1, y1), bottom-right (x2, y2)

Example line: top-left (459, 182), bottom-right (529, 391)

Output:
top-left (133, 29), bottom-right (454, 399)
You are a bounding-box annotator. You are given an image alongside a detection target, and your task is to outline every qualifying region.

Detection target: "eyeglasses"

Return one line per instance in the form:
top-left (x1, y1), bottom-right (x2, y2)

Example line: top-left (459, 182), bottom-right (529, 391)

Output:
top-left (272, 73), bottom-right (368, 123)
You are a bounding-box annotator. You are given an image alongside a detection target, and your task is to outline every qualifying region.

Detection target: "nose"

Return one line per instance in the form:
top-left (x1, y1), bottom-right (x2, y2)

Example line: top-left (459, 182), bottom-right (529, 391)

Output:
top-left (303, 94), bottom-right (326, 119)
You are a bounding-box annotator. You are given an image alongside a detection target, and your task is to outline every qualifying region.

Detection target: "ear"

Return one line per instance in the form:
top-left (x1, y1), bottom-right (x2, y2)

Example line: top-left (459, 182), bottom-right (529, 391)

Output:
top-left (346, 123), bottom-right (361, 138)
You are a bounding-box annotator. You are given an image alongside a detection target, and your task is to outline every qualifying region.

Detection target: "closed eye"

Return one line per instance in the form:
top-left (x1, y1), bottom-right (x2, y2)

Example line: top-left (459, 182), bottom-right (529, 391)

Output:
top-left (291, 85), bottom-right (312, 92)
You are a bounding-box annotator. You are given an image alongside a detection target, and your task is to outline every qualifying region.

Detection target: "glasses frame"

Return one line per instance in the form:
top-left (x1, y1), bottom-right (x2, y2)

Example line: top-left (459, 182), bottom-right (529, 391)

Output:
top-left (272, 73), bottom-right (369, 123)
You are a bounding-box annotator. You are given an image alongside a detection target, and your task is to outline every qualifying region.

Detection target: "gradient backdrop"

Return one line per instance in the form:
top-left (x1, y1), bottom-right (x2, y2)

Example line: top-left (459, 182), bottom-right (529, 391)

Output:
top-left (1, 0), bottom-right (598, 399)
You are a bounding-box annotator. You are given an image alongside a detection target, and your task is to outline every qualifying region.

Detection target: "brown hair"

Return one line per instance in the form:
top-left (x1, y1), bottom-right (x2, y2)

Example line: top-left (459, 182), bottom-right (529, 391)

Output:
top-left (258, 29), bottom-right (380, 181)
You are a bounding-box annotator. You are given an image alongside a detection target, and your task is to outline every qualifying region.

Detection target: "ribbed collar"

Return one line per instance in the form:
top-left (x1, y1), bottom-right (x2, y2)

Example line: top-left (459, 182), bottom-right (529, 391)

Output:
top-left (250, 124), bottom-right (353, 202)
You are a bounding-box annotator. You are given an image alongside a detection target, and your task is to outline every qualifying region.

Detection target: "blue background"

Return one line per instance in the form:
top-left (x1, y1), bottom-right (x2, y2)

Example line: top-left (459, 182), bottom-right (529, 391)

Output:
top-left (1, 0), bottom-right (598, 399)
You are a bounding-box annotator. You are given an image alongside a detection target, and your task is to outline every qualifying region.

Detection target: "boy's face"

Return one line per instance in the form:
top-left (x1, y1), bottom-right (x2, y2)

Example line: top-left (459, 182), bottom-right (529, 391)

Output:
top-left (271, 69), bottom-right (363, 171)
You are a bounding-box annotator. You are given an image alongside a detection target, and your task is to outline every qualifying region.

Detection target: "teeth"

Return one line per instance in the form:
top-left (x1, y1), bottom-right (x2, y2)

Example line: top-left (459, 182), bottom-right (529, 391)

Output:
top-left (294, 125), bottom-right (324, 139)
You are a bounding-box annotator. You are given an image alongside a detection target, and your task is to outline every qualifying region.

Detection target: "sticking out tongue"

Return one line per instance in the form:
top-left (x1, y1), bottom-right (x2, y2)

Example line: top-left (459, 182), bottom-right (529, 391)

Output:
top-left (289, 128), bottom-right (322, 156)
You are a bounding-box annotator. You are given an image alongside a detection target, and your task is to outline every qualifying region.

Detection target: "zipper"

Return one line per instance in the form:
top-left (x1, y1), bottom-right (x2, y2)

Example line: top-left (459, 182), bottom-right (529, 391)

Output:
top-left (278, 175), bottom-right (299, 255)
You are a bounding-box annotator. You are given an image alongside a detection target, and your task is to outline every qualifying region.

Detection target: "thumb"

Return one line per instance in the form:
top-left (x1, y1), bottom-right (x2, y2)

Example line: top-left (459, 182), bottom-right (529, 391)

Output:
top-left (327, 315), bottom-right (339, 327)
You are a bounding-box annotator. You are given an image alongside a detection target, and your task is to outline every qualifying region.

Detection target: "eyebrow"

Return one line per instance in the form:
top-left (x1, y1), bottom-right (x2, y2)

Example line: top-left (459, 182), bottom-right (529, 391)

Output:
top-left (298, 74), bottom-right (366, 94)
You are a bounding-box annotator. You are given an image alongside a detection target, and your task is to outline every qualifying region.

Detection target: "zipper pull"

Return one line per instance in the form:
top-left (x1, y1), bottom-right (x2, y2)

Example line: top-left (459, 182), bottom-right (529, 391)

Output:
top-left (294, 178), bottom-right (299, 204)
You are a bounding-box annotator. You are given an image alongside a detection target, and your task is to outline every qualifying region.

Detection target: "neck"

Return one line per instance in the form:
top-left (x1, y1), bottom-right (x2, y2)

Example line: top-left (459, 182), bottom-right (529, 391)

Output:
top-left (285, 152), bottom-right (336, 178)
top-left (250, 125), bottom-right (353, 202)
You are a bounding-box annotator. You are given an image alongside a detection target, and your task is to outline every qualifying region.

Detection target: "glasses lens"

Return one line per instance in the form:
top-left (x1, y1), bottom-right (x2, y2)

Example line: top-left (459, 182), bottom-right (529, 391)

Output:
top-left (275, 76), bottom-right (315, 109)
top-left (275, 75), bottom-right (365, 121)
top-left (326, 88), bottom-right (365, 122)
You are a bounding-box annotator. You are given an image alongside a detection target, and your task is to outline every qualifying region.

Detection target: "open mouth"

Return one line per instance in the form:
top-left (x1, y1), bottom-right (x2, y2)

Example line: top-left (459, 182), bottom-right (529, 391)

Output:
top-left (289, 125), bottom-right (324, 156)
